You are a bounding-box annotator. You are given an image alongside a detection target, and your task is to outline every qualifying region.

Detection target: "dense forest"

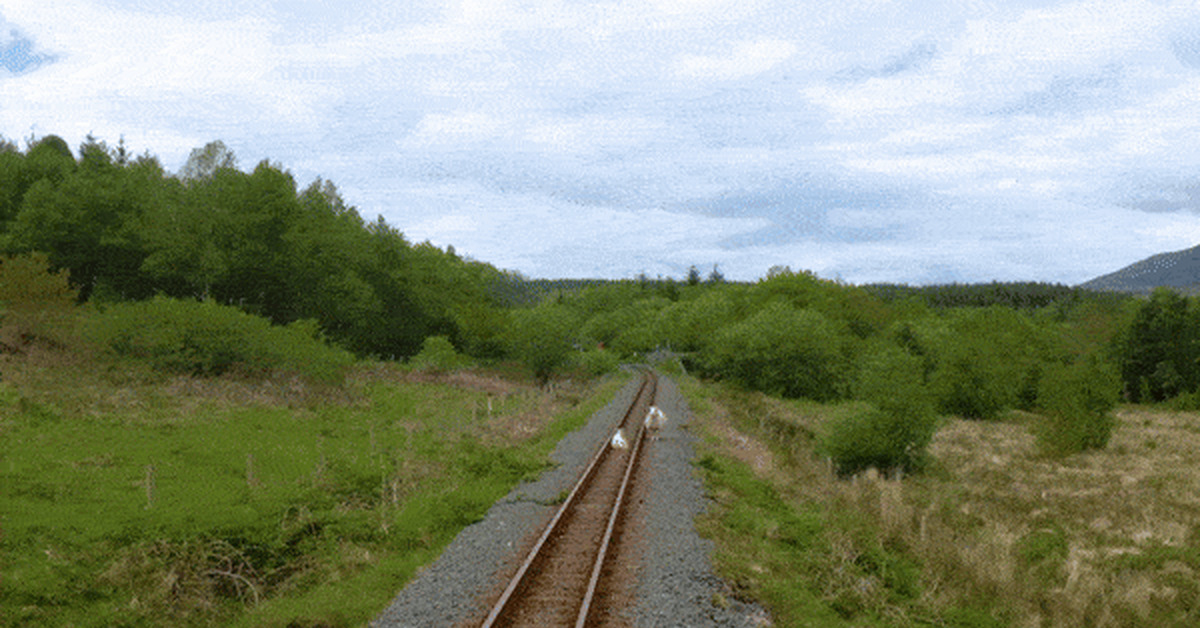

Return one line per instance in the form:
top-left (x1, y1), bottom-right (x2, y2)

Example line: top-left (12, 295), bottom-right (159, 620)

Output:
top-left (0, 134), bottom-right (513, 360)
top-left (7, 133), bottom-right (1200, 470)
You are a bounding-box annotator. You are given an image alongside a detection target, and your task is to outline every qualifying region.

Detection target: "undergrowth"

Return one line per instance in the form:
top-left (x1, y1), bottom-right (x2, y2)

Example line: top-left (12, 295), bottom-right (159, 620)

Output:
top-left (686, 378), bottom-right (930, 627)
top-left (1, 352), bottom-right (630, 627)
top-left (682, 374), bottom-right (1200, 627)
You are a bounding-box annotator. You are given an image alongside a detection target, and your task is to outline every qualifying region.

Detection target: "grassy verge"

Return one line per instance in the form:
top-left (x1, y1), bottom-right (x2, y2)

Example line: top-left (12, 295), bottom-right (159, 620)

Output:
top-left (682, 378), bottom-right (927, 627)
top-left (1, 348), bottom-right (631, 627)
top-left (679, 375), bottom-right (1200, 627)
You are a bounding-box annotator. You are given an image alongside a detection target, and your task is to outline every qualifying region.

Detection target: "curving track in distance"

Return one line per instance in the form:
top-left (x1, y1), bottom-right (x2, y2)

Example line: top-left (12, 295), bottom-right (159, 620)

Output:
top-left (480, 370), bottom-right (658, 627)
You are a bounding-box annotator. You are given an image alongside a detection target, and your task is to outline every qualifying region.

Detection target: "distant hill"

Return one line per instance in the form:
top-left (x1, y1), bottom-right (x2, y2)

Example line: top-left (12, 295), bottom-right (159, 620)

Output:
top-left (1079, 244), bottom-right (1200, 294)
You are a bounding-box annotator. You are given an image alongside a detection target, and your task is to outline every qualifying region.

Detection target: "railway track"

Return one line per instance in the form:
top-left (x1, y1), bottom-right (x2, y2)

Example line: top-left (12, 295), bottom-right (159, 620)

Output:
top-left (480, 370), bottom-right (658, 627)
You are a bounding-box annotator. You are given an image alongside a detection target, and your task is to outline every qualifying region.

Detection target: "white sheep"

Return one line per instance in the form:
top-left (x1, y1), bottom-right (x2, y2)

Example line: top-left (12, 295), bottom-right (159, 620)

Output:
top-left (643, 405), bottom-right (667, 435)
top-left (610, 428), bottom-right (628, 449)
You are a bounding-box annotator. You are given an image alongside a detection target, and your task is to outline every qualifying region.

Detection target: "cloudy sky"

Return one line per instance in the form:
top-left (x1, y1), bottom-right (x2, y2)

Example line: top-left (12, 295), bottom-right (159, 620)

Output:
top-left (4, 0), bottom-right (1200, 284)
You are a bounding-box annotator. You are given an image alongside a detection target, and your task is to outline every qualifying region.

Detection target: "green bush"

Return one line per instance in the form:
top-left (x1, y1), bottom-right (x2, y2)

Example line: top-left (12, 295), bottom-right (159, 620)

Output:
top-left (86, 296), bottom-right (354, 384)
top-left (408, 335), bottom-right (471, 373)
top-left (821, 348), bottom-right (939, 475)
top-left (654, 355), bottom-right (686, 376)
top-left (505, 303), bottom-right (580, 384)
top-left (0, 252), bottom-right (80, 349)
top-left (1168, 389), bottom-right (1200, 411)
top-left (931, 353), bottom-right (1009, 420)
top-left (704, 302), bottom-right (850, 401)
top-left (916, 307), bottom-right (1063, 420)
top-left (1111, 287), bottom-right (1200, 403)
top-left (1035, 355), bottom-right (1120, 455)
top-left (573, 347), bottom-right (619, 377)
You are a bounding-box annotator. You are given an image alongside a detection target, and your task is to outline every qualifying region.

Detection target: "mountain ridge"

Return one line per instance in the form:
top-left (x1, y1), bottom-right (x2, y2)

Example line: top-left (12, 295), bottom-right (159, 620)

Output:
top-left (1078, 243), bottom-right (1200, 294)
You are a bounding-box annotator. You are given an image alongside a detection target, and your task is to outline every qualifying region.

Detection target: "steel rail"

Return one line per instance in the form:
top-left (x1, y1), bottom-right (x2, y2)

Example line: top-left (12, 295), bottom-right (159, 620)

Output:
top-left (575, 403), bottom-right (647, 627)
top-left (480, 372), bottom-right (654, 628)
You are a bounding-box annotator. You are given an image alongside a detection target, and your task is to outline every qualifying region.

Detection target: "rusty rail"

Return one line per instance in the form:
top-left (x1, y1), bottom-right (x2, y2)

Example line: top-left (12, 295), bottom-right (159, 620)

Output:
top-left (481, 370), bottom-right (656, 627)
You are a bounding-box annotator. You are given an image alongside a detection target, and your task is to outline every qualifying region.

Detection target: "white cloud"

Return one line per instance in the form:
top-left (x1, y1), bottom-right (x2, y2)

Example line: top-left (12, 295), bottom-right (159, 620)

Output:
top-left (806, 0), bottom-right (1193, 121)
top-left (0, 0), bottom-right (345, 159)
top-left (4, 0), bottom-right (1200, 284)
top-left (403, 111), bottom-right (510, 148)
top-left (675, 39), bottom-right (797, 80)
top-left (390, 180), bottom-right (769, 278)
top-left (957, 0), bottom-right (1170, 73)
top-left (878, 121), bottom-right (995, 146)
top-left (526, 115), bottom-right (665, 153)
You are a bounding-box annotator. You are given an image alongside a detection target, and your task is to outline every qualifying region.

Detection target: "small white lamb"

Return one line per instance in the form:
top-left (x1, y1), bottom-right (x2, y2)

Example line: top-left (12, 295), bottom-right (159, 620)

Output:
top-left (610, 428), bottom-right (628, 449)
top-left (644, 405), bottom-right (667, 434)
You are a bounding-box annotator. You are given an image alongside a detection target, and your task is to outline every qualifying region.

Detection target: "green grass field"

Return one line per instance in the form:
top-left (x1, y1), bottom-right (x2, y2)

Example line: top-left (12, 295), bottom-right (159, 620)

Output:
top-left (1, 351), bottom-right (629, 627)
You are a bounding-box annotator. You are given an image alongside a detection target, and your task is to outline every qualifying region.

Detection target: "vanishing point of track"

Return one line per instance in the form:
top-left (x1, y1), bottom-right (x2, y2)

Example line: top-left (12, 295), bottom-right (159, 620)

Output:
top-left (480, 370), bottom-right (658, 627)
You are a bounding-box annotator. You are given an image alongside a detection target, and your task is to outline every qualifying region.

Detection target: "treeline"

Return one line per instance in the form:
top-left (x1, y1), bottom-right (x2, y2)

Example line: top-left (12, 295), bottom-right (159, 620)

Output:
top-left (9, 132), bottom-right (1200, 456)
top-left (863, 280), bottom-right (1125, 311)
top-left (513, 268), bottom-right (1200, 470)
top-left (0, 135), bottom-right (507, 359)
top-left (488, 267), bottom-right (735, 307)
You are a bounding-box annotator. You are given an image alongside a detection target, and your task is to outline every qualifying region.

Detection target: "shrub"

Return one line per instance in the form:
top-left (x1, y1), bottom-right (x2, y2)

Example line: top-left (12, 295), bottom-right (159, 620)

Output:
top-left (821, 348), bottom-right (939, 475)
top-left (1111, 287), bottom-right (1200, 403)
top-left (930, 353), bottom-right (1008, 420)
top-left (919, 307), bottom-right (1061, 420)
top-left (408, 335), bottom-right (471, 373)
top-left (704, 302), bottom-right (850, 401)
top-left (0, 252), bottom-right (80, 349)
top-left (1168, 389), bottom-right (1200, 411)
top-left (573, 347), bottom-right (619, 377)
top-left (505, 303), bottom-right (579, 385)
top-left (85, 297), bottom-right (354, 384)
top-left (654, 355), bottom-right (686, 376)
top-left (1034, 355), bottom-right (1120, 455)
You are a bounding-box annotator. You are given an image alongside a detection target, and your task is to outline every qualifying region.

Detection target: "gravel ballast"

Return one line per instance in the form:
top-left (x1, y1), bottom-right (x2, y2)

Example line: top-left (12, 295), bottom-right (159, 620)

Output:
top-left (372, 371), bottom-right (766, 627)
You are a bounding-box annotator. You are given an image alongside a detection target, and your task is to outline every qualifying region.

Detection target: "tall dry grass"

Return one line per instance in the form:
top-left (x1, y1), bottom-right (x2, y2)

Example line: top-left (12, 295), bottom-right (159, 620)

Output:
top-left (688, 380), bottom-right (1200, 627)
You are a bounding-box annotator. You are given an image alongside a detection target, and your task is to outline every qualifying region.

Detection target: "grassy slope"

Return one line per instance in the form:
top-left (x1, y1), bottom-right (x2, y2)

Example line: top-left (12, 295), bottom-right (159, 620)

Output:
top-left (1, 348), bottom-right (630, 627)
top-left (677, 375), bottom-right (1200, 628)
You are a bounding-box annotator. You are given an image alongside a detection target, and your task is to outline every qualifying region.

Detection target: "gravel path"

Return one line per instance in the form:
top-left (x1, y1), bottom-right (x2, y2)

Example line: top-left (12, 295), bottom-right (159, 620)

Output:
top-left (372, 372), bottom-right (766, 627)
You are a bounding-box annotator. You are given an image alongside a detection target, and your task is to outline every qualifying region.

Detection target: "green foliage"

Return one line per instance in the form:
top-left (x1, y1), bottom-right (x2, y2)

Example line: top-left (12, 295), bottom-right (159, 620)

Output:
top-left (753, 268), bottom-right (889, 338)
top-left (408, 335), bottom-right (472, 373)
top-left (1034, 355), bottom-right (1121, 455)
top-left (921, 307), bottom-right (1062, 420)
top-left (7, 148), bottom-right (157, 300)
top-left (1, 369), bottom-right (624, 627)
top-left (1016, 525), bottom-right (1069, 586)
top-left (0, 252), bottom-right (80, 348)
top-left (821, 348), bottom-right (939, 474)
top-left (1167, 389), bottom-right (1200, 411)
top-left (178, 140), bottom-right (238, 181)
top-left (0, 147), bottom-right (25, 222)
top-left (654, 355), bottom-right (687, 376)
top-left (0, 133), bottom-right (511, 362)
top-left (505, 303), bottom-right (580, 384)
top-left (572, 346), bottom-right (620, 376)
top-left (85, 297), bottom-right (353, 384)
top-left (864, 281), bottom-right (1102, 311)
top-left (1112, 287), bottom-right (1200, 403)
top-left (21, 135), bottom-right (75, 186)
top-left (705, 302), bottom-right (850, 401)
top-left (652, 287), bottom-right (741, 352)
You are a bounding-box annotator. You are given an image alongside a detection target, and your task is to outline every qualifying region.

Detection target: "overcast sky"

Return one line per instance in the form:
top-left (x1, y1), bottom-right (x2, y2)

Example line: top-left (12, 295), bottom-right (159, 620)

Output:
top-left (3, 0), bottom-right (1200, 284)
